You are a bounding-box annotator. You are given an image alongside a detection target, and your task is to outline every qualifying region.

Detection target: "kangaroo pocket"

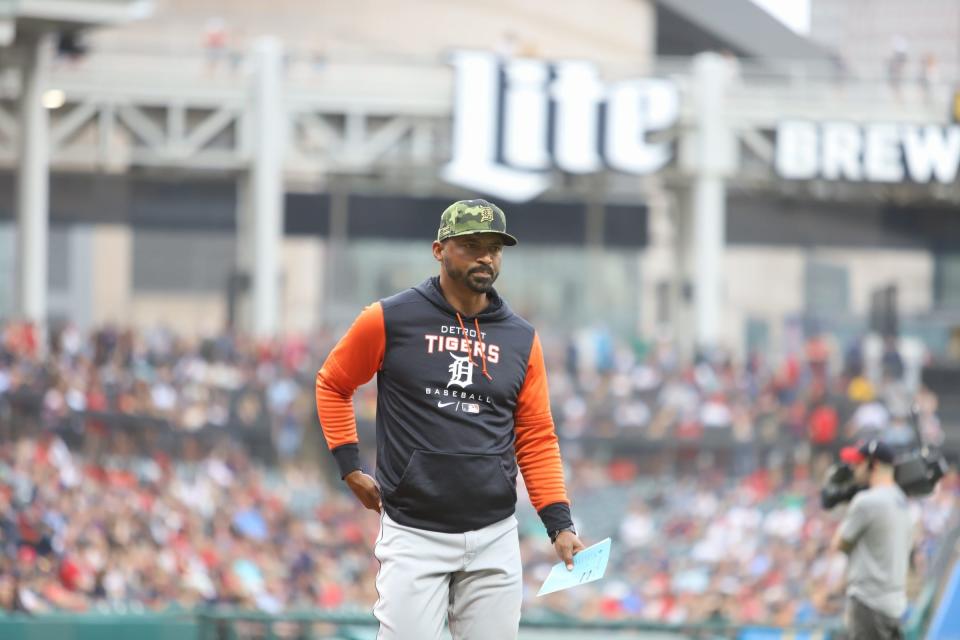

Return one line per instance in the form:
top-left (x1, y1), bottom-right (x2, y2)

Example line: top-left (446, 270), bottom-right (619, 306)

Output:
top-left (387, 450), bottom-right (517, 532)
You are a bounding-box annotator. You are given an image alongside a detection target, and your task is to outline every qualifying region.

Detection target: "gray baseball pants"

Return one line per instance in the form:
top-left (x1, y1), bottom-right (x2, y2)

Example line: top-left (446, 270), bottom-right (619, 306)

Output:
top-left (373, 512), bottom-right (523, 640)
top-left (845, 596), bottom-right (903, 640)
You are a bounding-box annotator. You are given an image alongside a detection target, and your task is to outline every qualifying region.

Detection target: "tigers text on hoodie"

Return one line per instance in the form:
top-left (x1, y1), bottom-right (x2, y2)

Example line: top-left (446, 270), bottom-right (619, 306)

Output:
top-left (315, 276), bottom-right (573, 535)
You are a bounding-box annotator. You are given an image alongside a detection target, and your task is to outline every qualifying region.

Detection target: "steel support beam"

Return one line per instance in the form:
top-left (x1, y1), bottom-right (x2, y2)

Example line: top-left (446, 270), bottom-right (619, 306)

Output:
top-left (684, 52), bottom-right (737, 351)
top-left (243, 37), bottom-right (285, 338)
top-left (15, 32), bottom-right (53, 330)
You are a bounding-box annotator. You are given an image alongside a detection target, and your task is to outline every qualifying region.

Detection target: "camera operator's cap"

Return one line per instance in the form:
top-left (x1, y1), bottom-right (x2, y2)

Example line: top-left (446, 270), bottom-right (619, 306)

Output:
top-left (437, 199), bottom-right (518, 246)
top-left (841, 440), bottom-right (896, 465)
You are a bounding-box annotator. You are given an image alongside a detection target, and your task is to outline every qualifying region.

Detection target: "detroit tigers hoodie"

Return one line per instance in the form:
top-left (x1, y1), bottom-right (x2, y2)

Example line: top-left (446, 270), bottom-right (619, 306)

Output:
top-left (315, 276), bottom-right (573, 535)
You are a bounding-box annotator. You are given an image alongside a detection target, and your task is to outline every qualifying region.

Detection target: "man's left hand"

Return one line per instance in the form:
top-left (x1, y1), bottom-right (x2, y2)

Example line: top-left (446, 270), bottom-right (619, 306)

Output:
top-left (554, 531), bottom-right (586, 570)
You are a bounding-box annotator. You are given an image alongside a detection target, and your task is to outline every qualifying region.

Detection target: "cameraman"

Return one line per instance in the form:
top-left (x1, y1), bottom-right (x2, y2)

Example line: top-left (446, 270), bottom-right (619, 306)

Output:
top-left (830, 440), bottom-right (912, 640)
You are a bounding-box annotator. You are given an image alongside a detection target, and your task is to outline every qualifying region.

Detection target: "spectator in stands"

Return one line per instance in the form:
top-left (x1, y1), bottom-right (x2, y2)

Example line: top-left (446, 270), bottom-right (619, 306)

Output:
top-left (881, 335), bottom-right (905, 382)
top-left (809, 401), bottom-right (840, 455)
top-left (204, 18), bottom-right (229, 73)
top-left (887, 36), bottom-right (909, 97)
top-left (918, 54), bottom-right (940, 101)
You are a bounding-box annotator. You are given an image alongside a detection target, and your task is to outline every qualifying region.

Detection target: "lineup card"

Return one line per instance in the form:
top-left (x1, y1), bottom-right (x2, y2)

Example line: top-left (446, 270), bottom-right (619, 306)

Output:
top-left (537, 537), bottom-right (612, 597)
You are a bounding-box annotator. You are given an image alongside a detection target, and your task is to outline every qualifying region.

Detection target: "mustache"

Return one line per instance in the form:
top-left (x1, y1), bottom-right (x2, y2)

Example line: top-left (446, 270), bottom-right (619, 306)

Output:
top-left (468, 266), bottom-right (494, 276)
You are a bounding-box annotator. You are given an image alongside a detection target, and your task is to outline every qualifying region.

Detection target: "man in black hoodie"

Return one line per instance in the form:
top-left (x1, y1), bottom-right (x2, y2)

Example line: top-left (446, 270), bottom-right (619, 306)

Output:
top-left (316, 199), bottom-right (582, 639)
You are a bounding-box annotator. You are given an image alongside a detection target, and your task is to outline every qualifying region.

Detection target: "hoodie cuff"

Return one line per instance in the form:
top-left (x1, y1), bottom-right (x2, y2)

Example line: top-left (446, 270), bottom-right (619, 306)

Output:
top-left (331, 443), bottom-right (362, 479)
top-left (537, 502), bottom-right (573, 535)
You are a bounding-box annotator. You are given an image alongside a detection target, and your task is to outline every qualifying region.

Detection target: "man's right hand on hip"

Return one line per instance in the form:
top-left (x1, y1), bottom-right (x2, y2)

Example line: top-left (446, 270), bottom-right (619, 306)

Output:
top-left (345, 470), bottom-right (383, 514)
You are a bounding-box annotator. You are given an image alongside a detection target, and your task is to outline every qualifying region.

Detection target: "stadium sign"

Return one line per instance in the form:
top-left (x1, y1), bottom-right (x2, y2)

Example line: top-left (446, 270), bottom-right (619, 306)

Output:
top-left (443, 51), bottom-right (680, 202)
top-left (776, 121), bottom-right (960, 184)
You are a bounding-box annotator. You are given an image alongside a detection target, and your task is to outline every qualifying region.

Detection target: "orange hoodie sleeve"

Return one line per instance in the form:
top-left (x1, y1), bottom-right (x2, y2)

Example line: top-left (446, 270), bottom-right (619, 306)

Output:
top-left (514, 331), bottom-right (574, 533)
top-left (315, 302), bottom-right (385, 478)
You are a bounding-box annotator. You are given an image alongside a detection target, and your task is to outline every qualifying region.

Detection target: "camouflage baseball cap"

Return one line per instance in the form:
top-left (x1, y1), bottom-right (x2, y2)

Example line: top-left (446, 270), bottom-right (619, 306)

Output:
top-left (437, 199), bottom-right (518, 246)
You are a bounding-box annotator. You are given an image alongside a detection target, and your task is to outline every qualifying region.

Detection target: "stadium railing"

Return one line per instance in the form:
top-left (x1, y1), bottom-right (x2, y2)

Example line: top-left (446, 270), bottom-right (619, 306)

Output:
top-left (0, 611), bottom-right (198, 640)
top-left (0, 563), bottom-right (947, 640)
top-left (0, 610), bottom-right (844, 640)
top-left (195, 610), bottom-right (844, 640)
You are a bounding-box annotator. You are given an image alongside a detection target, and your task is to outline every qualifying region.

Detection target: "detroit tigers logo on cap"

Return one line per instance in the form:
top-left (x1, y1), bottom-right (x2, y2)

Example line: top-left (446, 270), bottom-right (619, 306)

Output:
top-left (437, 199), bottom-right (518, 246)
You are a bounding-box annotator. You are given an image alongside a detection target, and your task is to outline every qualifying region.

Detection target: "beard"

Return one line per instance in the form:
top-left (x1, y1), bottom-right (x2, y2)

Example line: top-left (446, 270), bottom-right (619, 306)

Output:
top-left (443, 257), bottom-right (498, 293)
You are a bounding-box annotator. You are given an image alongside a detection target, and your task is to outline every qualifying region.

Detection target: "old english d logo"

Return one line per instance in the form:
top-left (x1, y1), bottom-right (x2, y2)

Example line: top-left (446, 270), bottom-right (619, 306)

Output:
top-left (443, 50), bottom-right (680, 203)
top-left (447, 354), bottom-right (474, 389)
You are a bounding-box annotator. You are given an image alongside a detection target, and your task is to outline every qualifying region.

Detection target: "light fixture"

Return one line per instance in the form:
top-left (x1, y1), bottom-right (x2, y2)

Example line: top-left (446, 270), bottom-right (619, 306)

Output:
top-left (42, 89), bottom-right (66, 110)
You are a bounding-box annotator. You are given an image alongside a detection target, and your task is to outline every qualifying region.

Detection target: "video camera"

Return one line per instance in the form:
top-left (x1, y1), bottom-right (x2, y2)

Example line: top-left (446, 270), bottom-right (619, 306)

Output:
top-left (820, 407), bottom-right (948, 509)
top-left (820, 462), bottom-right (867, 509)
top-left (894, 447), bottom-right (948, 496)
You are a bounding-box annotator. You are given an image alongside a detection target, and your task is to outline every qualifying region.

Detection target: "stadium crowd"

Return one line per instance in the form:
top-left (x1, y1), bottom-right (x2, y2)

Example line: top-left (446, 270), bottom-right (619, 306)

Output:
top-left (0, 320), bottom-right (941, 463)
top-left (545, 327), bottom-right (942, 454)
top-left (0, 319), bottom-right (955, 627)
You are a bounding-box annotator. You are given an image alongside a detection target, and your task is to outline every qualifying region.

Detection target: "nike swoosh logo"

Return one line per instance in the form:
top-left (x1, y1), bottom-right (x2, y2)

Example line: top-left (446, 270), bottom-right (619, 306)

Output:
top-left (437, 401), bottom-right (456, 408)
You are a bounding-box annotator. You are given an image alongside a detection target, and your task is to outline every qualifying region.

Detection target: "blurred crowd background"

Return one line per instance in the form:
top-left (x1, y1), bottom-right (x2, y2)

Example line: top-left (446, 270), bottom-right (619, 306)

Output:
top-left (0, 319), bottom-right (955, 627)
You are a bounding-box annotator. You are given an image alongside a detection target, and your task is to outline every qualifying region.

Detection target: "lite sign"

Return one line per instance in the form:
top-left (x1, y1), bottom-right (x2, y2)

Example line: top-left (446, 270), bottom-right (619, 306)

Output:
top-left (776, 121), bottom-right (960, 184)
top-left (443, 51), bottom-right (680, 203)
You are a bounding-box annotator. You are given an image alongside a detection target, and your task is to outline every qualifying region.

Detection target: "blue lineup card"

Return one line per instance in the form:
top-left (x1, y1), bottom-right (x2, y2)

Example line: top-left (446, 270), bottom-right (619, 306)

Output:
top-left (537, 537), bottom-right (611, 597)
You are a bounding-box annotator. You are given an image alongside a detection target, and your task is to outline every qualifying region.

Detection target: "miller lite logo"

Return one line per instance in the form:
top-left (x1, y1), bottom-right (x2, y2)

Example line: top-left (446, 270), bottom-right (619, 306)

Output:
top-left (443, 51), bottom-right (681, 202)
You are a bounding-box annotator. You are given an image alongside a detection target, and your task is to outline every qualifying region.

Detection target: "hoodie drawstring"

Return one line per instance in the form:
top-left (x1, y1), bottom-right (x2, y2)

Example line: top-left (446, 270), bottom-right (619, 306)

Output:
top-left (474, 318), bottom-right (492, 381)
top-left (455, 312), bottom-right (492, 381)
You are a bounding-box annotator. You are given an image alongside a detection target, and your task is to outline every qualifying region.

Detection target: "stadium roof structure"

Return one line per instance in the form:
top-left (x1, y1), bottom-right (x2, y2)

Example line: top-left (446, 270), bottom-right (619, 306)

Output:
top-left (2, 0), bottom-right (153, 335)
top-left (656, 0), bottom-right (831, 62)
top-left (0, 0), bottom-right (151, 45)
